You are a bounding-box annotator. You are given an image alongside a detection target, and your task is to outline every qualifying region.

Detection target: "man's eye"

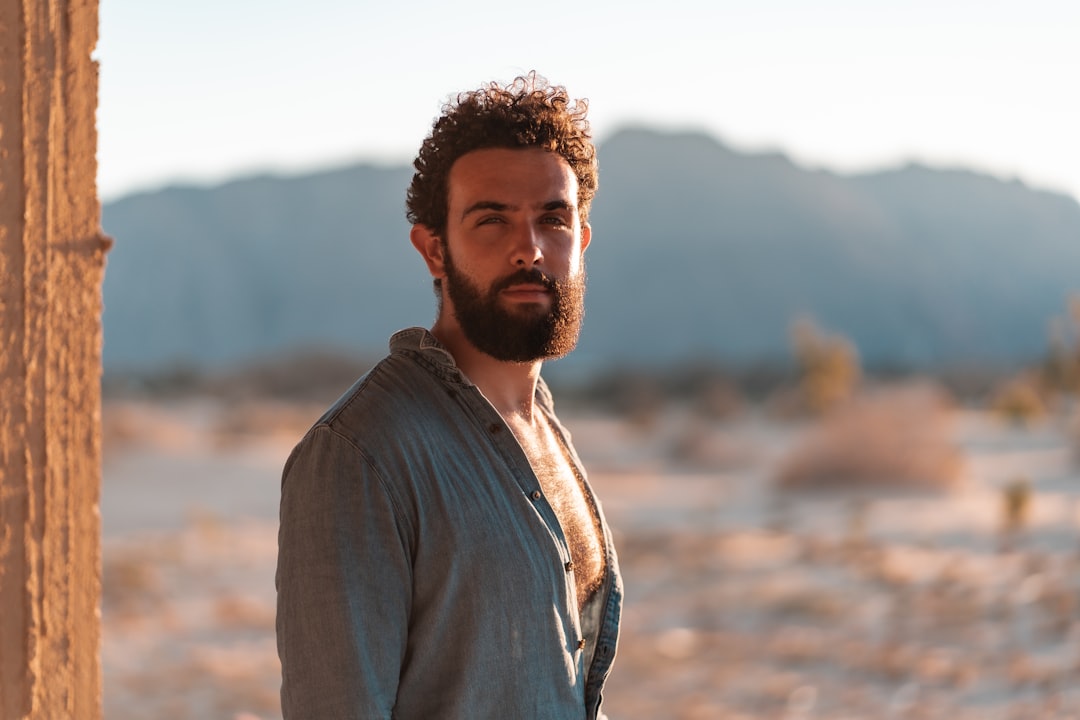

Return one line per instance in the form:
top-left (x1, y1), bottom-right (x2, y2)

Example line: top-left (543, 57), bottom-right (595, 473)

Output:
top-left (541, 216), bottom-right (569, 227)
top-left (478, 216), bottom-right (505, 225)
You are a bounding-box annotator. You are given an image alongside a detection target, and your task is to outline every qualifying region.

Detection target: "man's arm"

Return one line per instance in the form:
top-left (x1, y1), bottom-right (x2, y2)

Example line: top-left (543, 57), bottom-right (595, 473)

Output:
top-left (276, 425), bottom-right (413, 719)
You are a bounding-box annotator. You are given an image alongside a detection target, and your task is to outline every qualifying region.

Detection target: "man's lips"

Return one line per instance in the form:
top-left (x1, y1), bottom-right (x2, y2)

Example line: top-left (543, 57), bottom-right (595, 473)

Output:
top-left (501, 284), bottom-right (551, 301)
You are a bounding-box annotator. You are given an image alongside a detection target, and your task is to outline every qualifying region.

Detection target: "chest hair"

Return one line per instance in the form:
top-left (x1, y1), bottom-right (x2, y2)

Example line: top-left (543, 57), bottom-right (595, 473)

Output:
top-left (507, 415), bottom-right (606, 611)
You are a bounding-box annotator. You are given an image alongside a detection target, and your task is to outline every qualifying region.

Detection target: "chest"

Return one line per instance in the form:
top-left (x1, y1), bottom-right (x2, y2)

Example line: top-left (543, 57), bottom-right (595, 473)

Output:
top-left (506, 415), bottom-right (606, 609)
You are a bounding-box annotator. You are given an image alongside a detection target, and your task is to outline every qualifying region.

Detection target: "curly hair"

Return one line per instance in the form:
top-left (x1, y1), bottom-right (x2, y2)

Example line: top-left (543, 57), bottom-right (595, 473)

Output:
top-left (406, 72), bottom-right (598, 237)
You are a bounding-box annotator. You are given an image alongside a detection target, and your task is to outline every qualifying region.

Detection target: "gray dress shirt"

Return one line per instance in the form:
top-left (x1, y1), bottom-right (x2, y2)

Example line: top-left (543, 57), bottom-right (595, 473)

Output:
top-left (276, 328), bottom-right (622, 719)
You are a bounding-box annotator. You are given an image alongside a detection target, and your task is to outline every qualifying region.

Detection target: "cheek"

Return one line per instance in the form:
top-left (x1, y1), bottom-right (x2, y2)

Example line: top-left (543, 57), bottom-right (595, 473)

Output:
top-left (446, 247), bottom-right (495, 285)
top-left (565, 245), bottom-right (586, 275)
top-left (453, 254), bottom-right (493, 280)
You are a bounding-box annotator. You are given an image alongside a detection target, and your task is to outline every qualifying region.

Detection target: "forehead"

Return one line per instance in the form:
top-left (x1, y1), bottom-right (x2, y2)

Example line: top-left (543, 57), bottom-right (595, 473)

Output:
top-left (447, 147), bottom-right (579, 210)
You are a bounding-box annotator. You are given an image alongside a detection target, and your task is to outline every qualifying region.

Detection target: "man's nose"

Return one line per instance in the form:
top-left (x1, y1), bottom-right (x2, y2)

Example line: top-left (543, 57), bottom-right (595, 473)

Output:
top-left (511, 225), bottom-right (544, 267)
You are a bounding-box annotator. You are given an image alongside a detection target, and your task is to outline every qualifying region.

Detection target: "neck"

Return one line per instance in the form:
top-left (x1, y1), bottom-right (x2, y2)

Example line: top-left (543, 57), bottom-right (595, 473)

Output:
top-left (430, 318), bottom-right (542, 421)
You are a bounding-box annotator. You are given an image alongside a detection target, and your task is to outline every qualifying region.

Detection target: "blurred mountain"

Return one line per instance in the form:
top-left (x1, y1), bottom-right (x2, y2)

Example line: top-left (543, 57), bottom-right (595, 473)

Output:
top-left (102, 128), bottom-right (1080, 374)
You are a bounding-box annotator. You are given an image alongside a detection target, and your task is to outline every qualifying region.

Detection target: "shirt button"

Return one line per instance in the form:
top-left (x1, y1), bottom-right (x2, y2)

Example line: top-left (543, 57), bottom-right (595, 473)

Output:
top-left (488, 423), bottom-right (502, 434)
top-left (565, 561), bottom-right (575, 572)
top-left (531, 490), bottom-right (542, 500)
top-left (577, 639), bottom-right (587, 650)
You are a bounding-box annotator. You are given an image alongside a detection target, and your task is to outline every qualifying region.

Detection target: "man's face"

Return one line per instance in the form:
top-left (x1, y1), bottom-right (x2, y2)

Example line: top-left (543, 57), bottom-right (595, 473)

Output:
top-left (441, 239), bottom-right (586, 363)
top-left (431, 147), bottom-right (591, 362)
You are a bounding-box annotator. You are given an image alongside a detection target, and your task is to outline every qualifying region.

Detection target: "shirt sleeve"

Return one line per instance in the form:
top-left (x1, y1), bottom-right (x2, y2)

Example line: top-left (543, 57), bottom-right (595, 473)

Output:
top-left (276, 425), bottom-right (413, 719)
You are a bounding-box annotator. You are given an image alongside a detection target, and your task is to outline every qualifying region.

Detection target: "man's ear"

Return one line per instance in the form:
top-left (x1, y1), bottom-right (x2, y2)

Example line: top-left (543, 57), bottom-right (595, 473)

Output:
top-left (410, 224), bottom-right (446, 278)
top-left (580, 222), bottom-right (592, 254)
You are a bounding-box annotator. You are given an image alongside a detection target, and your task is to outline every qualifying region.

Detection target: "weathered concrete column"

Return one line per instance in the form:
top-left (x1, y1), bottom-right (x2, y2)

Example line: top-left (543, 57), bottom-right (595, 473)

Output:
top-left (0, 0), bottom-right (107, 718)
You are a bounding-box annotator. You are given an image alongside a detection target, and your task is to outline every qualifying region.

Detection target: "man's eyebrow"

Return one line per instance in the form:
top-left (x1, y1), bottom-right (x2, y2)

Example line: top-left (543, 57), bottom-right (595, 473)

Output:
top-left (460, 199), bottom-right (576, 220)
top-left (461, 201), bottom-right (514, 220)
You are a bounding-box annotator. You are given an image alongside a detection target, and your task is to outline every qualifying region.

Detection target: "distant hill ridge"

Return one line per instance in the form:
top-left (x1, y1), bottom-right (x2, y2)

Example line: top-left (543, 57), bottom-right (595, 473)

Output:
top-left (102, 128), bottom-right (1080, 374)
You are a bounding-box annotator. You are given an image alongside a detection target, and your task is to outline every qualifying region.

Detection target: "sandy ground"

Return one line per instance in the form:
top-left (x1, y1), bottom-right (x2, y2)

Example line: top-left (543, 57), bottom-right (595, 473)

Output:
top-left (100, 395), bottom-right (1080, 719)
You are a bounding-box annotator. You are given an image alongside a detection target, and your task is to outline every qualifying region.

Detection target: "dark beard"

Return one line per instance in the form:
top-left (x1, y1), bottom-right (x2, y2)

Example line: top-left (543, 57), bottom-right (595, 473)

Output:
top-left (443, 252), bottom-right (586, 363)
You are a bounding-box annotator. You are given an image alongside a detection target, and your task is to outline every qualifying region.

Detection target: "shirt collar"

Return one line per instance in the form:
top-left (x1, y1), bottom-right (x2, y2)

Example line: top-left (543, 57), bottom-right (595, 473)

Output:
top-left (388, 327), bottom-right (473, 385)
top-left (388, 327), bottom-right (555, 406)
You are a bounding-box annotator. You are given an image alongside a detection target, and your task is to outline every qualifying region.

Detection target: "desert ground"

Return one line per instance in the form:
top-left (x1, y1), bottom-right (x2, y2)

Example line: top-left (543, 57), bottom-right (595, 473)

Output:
top-left (100, 387), bottom-right (1080, 719)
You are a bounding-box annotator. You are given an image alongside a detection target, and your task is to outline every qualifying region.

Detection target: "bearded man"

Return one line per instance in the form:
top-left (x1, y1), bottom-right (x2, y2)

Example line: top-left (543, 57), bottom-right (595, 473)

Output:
top-left (276, 73), bottom-right (622, 720)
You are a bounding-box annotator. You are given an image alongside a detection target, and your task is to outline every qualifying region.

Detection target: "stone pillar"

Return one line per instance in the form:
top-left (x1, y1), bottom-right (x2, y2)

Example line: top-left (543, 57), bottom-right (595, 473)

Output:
top-left (0, 0), bottom-right (107, 717)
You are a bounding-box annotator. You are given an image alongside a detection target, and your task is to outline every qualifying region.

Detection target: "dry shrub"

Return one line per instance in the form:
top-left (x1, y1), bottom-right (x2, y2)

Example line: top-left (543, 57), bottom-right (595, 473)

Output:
top-left (791, 316), bottom-right (861, 415)
top-left (990, 372), bottom-right (1046, 424)
top-left (774, 383), bottom-right (964, 494)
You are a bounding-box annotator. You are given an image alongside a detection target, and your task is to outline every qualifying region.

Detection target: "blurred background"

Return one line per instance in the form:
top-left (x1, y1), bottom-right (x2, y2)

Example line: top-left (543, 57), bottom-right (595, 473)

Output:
top-left (96, 1), bottom-right (1080, 718)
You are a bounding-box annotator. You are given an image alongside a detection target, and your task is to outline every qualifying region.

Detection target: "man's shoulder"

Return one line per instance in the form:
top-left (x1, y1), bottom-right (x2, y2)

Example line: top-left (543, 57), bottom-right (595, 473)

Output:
top-left (316, 351), bottom-right (437, 432)
top-left (310, 332), bottom-right (466, 438)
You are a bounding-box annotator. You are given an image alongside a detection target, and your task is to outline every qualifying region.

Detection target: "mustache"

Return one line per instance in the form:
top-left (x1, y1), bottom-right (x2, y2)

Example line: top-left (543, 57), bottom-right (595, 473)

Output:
top-left (491, 268), bottom-right (557, 293)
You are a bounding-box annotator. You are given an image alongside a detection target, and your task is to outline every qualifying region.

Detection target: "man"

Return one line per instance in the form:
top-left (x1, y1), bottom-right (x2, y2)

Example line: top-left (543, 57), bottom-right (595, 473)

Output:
top-left (276, 73), bottom-right (622, 719)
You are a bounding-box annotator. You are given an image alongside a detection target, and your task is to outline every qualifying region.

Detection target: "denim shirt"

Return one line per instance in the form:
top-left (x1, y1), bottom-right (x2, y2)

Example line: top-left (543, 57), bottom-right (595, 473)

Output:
top-left (277, 328), bottom-right (622, 719)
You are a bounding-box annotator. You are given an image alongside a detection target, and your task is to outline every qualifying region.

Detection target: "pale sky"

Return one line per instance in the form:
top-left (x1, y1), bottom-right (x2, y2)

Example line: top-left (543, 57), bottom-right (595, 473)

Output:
top-left (96, 0), bottom-right (1080, 202)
